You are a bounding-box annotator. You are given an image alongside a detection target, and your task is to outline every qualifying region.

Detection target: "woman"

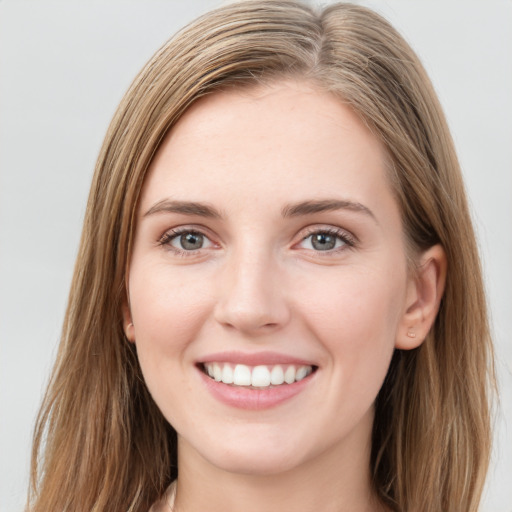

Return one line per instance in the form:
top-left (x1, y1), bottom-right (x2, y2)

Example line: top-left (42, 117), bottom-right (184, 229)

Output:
top-left (27, 2), bottom-right (494, 511)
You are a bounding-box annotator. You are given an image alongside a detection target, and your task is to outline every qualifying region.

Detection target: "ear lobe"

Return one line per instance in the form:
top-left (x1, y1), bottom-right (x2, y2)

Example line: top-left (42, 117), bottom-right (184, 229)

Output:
top-left (396, 244), bottom-right (447, 350)
top-left (121, 300), bottom-right (136, 343)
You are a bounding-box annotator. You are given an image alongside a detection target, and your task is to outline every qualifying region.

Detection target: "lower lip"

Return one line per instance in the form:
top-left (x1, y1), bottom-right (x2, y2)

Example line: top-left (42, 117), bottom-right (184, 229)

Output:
top-left (199, 369), bottom-right (314, 410)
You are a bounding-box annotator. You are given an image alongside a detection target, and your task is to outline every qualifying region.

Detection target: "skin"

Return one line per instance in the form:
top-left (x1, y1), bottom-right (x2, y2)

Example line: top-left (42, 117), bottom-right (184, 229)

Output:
top-left (124, 80), bottom-right (446, 512)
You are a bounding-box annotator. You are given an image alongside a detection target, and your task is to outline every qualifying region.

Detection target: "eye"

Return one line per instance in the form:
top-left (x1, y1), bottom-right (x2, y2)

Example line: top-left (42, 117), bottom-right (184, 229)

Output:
top-left (159, 229), bottom-right (214, 252)
top-left (298, 229), bottom-right (354, 252)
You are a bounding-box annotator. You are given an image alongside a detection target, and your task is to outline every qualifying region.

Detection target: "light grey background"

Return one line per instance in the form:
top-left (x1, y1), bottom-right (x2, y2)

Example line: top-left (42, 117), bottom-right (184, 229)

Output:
top-left (1, 1), bottom-right (511, 511)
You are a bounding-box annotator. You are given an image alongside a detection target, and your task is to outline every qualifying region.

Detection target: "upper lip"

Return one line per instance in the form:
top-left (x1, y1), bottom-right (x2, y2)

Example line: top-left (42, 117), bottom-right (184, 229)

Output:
top-left (198, 350), bottom-right (317, 367)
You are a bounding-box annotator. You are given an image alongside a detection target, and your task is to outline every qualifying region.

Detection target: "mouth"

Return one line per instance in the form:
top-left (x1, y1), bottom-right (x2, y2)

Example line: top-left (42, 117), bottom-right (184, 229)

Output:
top-left (199, 362), bottom-right (318, 389)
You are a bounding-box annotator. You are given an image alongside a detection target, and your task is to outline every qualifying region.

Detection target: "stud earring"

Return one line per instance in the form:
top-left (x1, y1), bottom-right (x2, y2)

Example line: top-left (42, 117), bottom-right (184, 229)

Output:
top-left (407, 330), bottom-right (416, 338)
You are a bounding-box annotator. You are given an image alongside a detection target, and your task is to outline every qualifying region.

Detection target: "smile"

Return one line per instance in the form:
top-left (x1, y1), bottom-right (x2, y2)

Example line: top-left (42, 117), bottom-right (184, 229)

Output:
top-left (197, 352), bottom-right (319, 409)
top-left (201, 363), bottom-right (316, 388)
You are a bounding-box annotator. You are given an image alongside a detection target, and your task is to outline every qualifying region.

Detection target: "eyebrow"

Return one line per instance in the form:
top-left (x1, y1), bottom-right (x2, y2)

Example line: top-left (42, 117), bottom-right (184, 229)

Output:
top-left (144, 199), bottom-right (222, 219)
top-left (281, 199), bottom-right (376, 222)
top-left (143, 198), bottom-right (376, 222)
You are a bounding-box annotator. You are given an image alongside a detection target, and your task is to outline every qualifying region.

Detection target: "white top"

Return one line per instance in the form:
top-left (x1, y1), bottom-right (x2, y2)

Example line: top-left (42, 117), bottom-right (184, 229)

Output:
top-left (148, 481), bottom-right (177, 512)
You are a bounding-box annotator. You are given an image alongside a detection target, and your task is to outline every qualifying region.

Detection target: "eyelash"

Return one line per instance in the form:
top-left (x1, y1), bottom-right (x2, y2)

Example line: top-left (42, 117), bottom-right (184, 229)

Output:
top-left (157, 226), bottom-right (356, 257)
top-left (297, 227), bottom-right (356, 257)
top-left (157, 228), bottom-right (212, 257)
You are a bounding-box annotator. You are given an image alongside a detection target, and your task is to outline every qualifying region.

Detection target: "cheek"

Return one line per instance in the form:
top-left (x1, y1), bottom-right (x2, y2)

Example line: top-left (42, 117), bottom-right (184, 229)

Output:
top-left (296, 265), bottom-right (405, 380)
top-left (301, 264), bottom-right (404, 331)
top-left (127, 263), bottom-right (217, 424)
top-left (128, 262), bottom-right (214, 362)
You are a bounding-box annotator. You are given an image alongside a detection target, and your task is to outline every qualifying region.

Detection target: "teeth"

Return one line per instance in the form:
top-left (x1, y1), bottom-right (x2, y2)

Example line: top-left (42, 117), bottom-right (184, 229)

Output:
top-left (213, 363), bottom-right (222, 382)
top-left (270, 365), bottom-right (284, 385)
top-left (295, 366), bottom-right (308, 381)
top-left (221, 364), bottom-right (234, 384)
top-left (203, 363), bottom-right (313, 388)
top-left (233, 364), bottom-right (252, 386)
top-left (284, 365), bottom-right (296, 384)
top-left (251, 365), bottom-right (271, 387)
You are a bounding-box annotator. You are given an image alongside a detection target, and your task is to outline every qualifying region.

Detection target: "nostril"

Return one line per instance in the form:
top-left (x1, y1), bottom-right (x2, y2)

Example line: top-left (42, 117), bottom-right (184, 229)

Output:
top-left (213, 272), bottom-right (291, 333)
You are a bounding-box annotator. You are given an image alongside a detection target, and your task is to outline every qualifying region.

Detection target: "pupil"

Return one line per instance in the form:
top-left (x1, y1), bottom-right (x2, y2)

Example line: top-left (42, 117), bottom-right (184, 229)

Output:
top-left (181, 232), bottom-right (203, 250)
top-left (312, 233), bottom-right (335, 251)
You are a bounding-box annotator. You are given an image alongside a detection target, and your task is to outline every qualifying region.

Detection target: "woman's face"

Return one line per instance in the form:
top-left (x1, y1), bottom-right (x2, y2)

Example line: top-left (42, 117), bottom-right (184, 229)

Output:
top-left (125, 80), bottom-right (418, 476)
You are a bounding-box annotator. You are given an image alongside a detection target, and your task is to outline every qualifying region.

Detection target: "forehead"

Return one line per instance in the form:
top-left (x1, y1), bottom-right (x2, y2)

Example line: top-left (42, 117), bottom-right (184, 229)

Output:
top-left (139, 80), bottom-right (394, 217)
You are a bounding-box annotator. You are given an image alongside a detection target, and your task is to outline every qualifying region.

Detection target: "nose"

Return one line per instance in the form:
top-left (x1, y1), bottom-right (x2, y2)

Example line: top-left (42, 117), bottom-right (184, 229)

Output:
top-left (213, 247), bottom-right (291, 335)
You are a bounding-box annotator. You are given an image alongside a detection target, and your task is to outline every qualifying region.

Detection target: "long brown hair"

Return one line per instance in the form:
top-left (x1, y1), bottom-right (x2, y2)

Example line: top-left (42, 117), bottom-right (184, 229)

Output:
top-left (28, 2), bottom-right (494, 511)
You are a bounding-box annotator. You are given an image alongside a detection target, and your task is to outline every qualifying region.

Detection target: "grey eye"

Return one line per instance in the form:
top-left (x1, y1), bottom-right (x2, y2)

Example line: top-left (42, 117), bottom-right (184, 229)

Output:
top-left (311, 233), bottom-right (337, 250)
top-left (170, 232), bottom-right (209, 251)
top-left (299, 231), bottom-right (346, 251)
top-left (181, 232), bottom-right (203, 250)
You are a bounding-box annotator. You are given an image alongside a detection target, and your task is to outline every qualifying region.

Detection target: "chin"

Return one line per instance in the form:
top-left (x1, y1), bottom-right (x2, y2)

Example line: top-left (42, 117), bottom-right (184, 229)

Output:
top-left (181, 427), bottom-right (313, 477)
top-left (207, 447), bottom-right (306, 477)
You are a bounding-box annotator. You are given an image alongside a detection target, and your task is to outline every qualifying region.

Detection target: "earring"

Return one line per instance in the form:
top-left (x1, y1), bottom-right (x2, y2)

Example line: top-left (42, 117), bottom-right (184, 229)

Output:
top-left (407, 330), bottom-right (416, 338)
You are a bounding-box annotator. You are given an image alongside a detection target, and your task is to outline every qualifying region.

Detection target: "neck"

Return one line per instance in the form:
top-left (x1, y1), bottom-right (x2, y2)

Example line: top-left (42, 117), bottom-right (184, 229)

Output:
top-left (173, 414), bottom-right (384, 512)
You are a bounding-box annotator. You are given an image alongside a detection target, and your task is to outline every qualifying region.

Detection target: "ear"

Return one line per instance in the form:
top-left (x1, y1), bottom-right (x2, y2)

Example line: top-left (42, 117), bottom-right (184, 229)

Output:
top-left (121, 299), bottom-right (136, 343)
top-left (396, 244), bottom-right (447, 350)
